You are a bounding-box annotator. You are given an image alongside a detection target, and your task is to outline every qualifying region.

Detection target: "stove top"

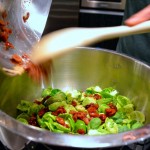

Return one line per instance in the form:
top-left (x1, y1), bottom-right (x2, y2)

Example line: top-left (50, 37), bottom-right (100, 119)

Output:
top-left (1, 139), bottom-right (150, 150)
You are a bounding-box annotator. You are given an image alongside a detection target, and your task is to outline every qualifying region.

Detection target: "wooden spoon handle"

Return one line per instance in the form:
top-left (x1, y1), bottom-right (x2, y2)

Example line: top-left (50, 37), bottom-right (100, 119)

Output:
top-left (31, 21), bottom-right (150, 64)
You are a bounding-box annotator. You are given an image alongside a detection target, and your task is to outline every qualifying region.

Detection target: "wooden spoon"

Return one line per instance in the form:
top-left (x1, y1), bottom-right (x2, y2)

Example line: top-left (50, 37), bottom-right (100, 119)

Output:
top-left (31, 20), bottom-right (150, 64)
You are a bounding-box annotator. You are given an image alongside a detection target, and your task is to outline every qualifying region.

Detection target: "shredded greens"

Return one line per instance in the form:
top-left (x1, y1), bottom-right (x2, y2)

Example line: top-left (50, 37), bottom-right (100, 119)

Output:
top-left (16, 86), bottom-right (145, 135)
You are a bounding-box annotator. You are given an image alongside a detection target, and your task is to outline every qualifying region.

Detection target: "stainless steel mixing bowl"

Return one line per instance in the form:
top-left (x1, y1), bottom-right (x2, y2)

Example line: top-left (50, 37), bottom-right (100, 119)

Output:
top-left (0, 47), bottom-right (150, 150)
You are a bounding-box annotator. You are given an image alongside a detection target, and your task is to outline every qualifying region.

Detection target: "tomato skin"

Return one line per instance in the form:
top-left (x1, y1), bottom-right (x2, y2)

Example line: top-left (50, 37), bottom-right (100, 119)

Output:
top-left (2, 10), bottom-right (7, 19)
top-left (0, 19), bottom-right (6, 26)
top-left (82, 117), bottom-right (90, 125)
top-left (56, 117), bottom-right (65, 126)
top-left (105, 103), bottom-right (117, 117)
top-left (77, 129), bottom-right (85, 135)
top-left (5, 41), bottom-right (14, 49)
top-left (22, 53), bottom-right (30, 59)
top-left (28, 115), bottom-right (38, 127)
top-left (52, 106), bottom-right (66, 116)
top-left (75, 120), bottom-right (86, 134)
top-left (71, 111), bottom-right (87, 122)
top-left (23, 12), bottom-right (30, 22)
top-left (108, 103), bottom-right (117, 110)
top-left (71, 100), bottom-right (77, 107)
top-left (11, 54), bottom-right (23, 65)
top-left (94, 94), bottom-right (102, 100)
top-left (105, 108), bottom-right (117, 117)
top-left (38, 108), bottom-right (49, 118)
top-left (86, 103), bottom-right (99, 113)
top-left (89, 112), bottom-right (99, 118)
top-left (99, 114), bottom-right (107, 122)
top-left (0, 13), bottom-right (13, 50)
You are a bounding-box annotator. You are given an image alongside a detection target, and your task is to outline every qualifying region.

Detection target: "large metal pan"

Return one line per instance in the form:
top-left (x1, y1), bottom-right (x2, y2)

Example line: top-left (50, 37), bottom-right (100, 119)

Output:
top-left (0, 47), bottom-right (150, 150)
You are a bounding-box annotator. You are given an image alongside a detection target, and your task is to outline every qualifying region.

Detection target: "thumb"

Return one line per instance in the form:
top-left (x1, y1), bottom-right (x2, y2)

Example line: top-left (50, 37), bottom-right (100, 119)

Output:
top-left (125, 5), bottom-right (150, 26)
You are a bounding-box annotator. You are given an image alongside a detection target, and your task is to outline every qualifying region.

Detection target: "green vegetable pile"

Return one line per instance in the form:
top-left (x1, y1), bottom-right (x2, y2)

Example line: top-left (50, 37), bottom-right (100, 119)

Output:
top-left (16, 86), bottom-right (145, 135)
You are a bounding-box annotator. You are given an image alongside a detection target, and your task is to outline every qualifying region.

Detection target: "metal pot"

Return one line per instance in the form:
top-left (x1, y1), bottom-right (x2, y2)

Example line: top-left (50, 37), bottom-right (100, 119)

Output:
top-left (1, 47), bottom-right (150, 150)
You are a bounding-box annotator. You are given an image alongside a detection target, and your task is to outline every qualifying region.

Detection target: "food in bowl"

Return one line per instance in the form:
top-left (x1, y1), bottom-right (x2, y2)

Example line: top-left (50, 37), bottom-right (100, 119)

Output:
top-left (16, 86), bottom-right (145, 135)
top-left (0, 10), bottom-right (14, 50)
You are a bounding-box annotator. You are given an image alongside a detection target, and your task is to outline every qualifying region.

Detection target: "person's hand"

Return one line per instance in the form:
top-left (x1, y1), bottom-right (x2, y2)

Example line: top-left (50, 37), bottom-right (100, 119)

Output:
top-left (125, 5), bottom-right (150, 26)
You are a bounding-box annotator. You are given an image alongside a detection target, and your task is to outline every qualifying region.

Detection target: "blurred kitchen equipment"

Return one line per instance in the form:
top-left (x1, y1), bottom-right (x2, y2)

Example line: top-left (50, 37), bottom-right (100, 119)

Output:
top-left (43, 0), bottom-right (80, 35)
top-left (81, 0), bottom-right (126, 10)
top-left (1, 47), bottom-right (150, 150)
top-left (31, 20), bottom-right (150, 64)
top-left (0, 0), bottom-right (52, 69)
top-left (79, 0), bottom-right (126, 50)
